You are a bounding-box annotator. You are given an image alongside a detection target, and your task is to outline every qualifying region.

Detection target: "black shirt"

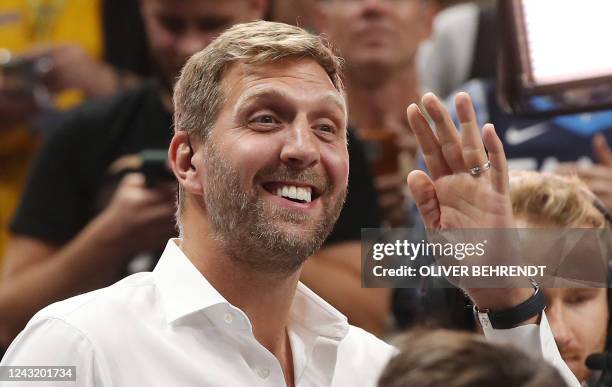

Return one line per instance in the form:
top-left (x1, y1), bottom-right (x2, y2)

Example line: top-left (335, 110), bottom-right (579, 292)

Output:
top-left (11, 80), bottom-right (381, 249)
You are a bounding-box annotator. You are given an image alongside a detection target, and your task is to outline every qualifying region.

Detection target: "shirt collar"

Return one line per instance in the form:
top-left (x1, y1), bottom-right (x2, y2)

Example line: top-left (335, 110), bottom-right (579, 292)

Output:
top-left (291, 283), bottom-right (349, 340)
top-left (153, 239), bottom-right (227, 324)
top-left (153, 239), bottom-right (350, 340)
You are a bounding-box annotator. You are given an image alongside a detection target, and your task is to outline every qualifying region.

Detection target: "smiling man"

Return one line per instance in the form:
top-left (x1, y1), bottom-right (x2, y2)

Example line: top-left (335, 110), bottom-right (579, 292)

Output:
top-left (0, 21), bottom-right (394, 386)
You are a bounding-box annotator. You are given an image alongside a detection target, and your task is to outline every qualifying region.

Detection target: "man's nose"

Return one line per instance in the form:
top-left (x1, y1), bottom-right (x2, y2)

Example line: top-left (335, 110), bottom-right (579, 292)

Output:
top-left (280, 121), bottom-right (320, 169)
top-left (360, 0), bottom-right (391, 16)
top-left (547, 305), bottom-right (572, 348)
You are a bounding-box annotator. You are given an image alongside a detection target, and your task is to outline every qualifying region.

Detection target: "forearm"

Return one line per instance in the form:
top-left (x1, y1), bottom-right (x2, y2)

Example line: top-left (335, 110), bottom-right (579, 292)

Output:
top-left (0, 216), bottom-right (130, 346)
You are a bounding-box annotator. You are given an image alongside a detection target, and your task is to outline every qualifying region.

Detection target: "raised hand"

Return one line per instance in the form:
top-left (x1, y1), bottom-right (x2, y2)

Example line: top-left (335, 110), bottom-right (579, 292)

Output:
top-left (406, 92), bottom-right (537, 310)
top-left (406, 92), bottom-right (515, 230)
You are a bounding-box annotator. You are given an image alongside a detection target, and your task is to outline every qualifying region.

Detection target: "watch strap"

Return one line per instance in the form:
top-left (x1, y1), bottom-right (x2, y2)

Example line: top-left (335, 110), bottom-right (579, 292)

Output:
top-left (473, 283), bottom-right (546, 329)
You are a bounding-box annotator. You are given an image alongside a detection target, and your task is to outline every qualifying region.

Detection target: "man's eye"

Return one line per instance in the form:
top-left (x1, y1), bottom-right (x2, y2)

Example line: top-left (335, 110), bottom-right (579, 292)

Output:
top-left (158, 16), bottom-right (185, 34)
top-left (319, 124), bottom-right (335, 133)
top-left (565, 294), bottom-right (590, 305)
top-left (250, 115), bottom-right (279, 124)
top-left (315, 122), bottom-right (337, 135)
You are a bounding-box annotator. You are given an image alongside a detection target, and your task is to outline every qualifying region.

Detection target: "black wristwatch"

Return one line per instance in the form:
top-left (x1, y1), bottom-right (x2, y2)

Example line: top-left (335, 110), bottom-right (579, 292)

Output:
top-left (473, 280), bottom-right (546, 329)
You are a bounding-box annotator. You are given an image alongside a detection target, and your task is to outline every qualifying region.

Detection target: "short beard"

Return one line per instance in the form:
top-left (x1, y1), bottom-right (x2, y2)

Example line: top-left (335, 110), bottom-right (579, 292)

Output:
top-left (203, 142), bottom-right (346, 275)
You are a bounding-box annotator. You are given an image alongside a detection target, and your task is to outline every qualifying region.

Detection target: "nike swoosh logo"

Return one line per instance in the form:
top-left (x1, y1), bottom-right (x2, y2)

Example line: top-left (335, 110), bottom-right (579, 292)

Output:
top-left (505, 124), bottom-right (549, 146)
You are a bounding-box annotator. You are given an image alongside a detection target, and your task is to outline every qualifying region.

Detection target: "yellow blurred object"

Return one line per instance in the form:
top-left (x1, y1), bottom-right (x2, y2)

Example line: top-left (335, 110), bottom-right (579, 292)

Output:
top-left (0, 0), bottom-right (102, 273)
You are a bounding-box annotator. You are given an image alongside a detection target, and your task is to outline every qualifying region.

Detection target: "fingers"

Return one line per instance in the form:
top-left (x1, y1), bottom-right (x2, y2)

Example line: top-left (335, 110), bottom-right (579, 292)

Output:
top-left (567, 165), bottom-right (612, 183)
top-left (422, 93), bottom-right (466, 173)
top-left (554, 162), bottom-right (579, 176)
top-left (593, 134), bottom-right (612, 167)
top-left (587, 181), bottom-right (612, 196)
top-left (118, 173), bottom-right (176, 203)
top-left (407, 103), bottom-right (452, 180)
top-left (407, 170), bottom-right (440, 229)
top-left (455, 93), bottom-right (488, 176)
top-left (482, 124), bottom-right (509, 195)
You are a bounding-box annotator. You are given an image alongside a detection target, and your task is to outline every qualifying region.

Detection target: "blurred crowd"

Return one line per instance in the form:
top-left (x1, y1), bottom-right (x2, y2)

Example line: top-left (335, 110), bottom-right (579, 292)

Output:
top-left (0, 1), bottom-right (610, 386)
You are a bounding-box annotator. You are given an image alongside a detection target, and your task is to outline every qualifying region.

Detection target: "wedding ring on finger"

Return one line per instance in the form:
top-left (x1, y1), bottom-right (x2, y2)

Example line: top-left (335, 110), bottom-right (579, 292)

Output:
top-left (469, 160), bottom-right (491, 177)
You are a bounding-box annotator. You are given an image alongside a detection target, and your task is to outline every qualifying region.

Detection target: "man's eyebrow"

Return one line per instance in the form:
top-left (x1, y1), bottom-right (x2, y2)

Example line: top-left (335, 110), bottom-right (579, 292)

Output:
top-left (233, 87), bottom-right (347, 114)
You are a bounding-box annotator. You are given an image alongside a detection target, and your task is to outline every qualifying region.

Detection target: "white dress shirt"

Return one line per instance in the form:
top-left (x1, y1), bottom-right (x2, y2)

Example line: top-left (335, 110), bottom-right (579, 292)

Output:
top-left (1, 239), bottom-right (579, 387)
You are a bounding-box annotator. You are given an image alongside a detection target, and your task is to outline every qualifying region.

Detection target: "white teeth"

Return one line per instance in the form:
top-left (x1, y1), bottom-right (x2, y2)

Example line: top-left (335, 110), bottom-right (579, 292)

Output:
top-left (274, 184), bottom-right (313, 203)
top-left (297, 187), bottom-right (306, 201)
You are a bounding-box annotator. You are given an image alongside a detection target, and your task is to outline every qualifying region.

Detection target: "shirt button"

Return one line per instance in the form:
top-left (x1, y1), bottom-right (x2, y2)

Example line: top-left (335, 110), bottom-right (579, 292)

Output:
top-left (257, 367), bottom-right (270, 379)
top-left (223, 312), bottom-right (233, 324)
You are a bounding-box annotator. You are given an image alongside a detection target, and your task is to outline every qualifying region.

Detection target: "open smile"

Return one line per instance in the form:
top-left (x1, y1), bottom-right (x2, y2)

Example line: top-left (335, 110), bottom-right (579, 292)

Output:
top-left (261, 181), bottom-right (323, 207)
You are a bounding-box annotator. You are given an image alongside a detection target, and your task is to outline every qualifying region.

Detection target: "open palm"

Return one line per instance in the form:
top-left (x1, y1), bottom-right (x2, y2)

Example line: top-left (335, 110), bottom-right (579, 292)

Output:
top-left (406, 93), bottom-right (515, 230)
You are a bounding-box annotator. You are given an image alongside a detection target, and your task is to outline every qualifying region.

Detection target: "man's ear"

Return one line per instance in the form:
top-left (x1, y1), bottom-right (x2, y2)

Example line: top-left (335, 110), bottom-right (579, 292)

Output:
top-left (168, 131), bottom-right (203, 195)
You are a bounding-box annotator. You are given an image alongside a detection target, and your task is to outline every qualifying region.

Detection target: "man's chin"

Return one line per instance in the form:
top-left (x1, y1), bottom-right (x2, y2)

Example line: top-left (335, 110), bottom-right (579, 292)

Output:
top-left (261, 223), bottom-right (326, 253)
top-left (349, 52), bottom-right (398, 71)
top-left (270, 225), bottom-right (320, 246)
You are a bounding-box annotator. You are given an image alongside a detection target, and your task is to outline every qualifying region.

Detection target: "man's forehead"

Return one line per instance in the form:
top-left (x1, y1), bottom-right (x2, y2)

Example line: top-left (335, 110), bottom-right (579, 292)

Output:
top-left (222, 59), bottom-right (346, 110)
top-left (235, 86), bottom-right (346, 113)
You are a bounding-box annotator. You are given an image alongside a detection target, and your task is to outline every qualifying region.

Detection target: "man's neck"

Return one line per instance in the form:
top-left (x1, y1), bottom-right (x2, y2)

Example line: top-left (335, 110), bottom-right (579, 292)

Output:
top-left (179, 221), bottom-right (299, 361)
top-left (346, 62), bottom-right (421, 130)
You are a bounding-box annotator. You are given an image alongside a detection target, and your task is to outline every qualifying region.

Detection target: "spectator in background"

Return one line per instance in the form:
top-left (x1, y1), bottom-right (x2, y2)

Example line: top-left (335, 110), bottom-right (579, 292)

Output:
top-left (510, 171), bottom-right (609, 386)
top-left (0, 0), bottom-right (148, 266)
top-left (379, 330), bottom-right (567, 387)
top-left (315, 0), bottom-right (437, 226)
top-left (0, 0), bottom-right (387, 348)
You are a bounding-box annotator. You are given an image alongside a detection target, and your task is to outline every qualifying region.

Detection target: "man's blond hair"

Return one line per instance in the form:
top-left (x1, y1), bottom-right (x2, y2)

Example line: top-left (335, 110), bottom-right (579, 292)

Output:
top-left (172, 20), bottom-right (344, 229)
top-left (509, 170), bottom-right (606, 228)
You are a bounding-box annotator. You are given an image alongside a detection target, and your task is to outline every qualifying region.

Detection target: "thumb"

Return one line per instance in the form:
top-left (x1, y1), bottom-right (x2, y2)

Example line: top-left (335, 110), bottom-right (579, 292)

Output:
top-left (593, 134), bottom-right (612, 167)
top-left (407, 170), bottom-right (440, 229)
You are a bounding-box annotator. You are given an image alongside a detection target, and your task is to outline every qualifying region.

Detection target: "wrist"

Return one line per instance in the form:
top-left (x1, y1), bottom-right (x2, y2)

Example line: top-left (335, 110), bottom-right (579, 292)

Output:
top-left (89, 210), bottom-right (135, 254)
top-left (469, 287), bottom-right (534, 311)
top-left (472, 280), bottom-right (545, 329)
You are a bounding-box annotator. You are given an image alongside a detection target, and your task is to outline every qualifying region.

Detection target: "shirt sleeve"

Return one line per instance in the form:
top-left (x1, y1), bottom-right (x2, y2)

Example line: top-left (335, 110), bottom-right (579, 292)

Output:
top-left (0, 317), bottom-right (106, 387)
top-left (482, 312), bottom-right (580, 387)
